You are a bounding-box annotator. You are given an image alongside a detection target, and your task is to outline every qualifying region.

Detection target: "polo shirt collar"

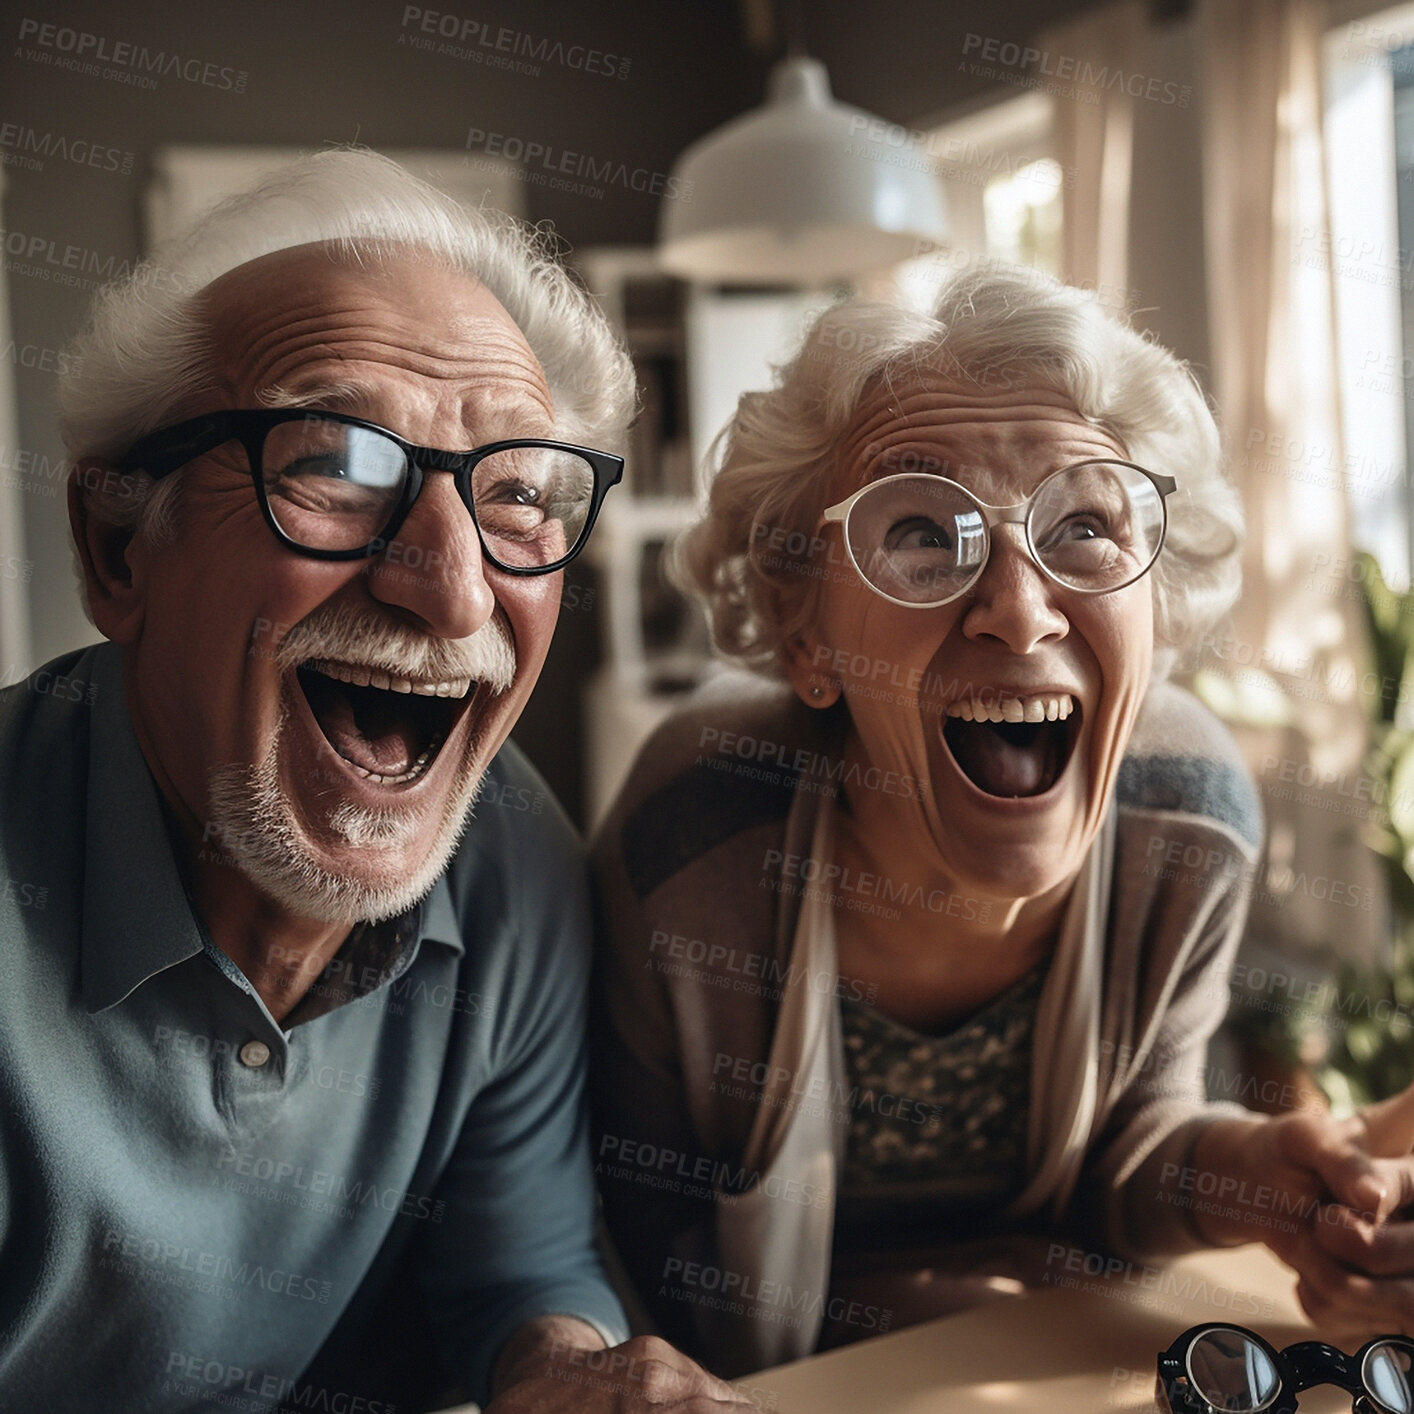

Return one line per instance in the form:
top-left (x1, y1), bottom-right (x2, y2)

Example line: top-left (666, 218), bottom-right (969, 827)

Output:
top-left (419, 877), bottom-right (464, 953)
top-left (80, 642), bottom-right (465, 1015)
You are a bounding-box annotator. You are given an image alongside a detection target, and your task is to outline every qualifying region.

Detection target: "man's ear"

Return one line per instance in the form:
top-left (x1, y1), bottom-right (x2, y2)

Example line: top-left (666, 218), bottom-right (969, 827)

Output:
top-left (68, 460), bottom-right (147, 645)
top-left (783, 627), bottom-right (841, 709)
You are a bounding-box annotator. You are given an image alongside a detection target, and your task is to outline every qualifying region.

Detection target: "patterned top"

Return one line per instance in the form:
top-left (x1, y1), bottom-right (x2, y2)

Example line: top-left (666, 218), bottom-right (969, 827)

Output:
top-left (596, 672), bottom-right (1263, 1368)
top-left (834, 962), bottom-right (1047, 1247)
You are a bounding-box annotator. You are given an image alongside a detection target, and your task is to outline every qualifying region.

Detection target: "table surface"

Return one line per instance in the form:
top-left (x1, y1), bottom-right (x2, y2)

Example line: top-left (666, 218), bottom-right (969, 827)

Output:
top-left (741, 1244), bottom-right (1352, 1413)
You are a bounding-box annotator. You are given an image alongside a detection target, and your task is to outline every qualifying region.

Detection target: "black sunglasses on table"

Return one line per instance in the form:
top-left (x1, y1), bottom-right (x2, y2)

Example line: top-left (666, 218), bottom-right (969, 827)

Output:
top-left (118, 408), bottom-right (625, 575)
top-left (1157, 1322), bottom-right (1414, 1413)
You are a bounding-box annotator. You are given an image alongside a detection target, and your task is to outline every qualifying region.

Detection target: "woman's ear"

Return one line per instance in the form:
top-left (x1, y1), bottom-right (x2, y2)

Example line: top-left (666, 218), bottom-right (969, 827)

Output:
top-left (784, 629), bottom-right (841, 709)
top-left (68, 461), bottom-right (148, 645)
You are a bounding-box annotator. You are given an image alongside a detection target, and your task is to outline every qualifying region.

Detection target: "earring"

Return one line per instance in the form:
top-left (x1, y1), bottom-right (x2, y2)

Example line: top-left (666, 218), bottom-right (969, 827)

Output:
top-left (809, 685), bottom-right (824, 700)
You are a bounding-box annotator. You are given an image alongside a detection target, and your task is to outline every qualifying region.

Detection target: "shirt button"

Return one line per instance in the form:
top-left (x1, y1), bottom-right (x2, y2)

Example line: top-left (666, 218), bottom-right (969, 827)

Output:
top-left (238, 1040), bottom-right (272, 1068)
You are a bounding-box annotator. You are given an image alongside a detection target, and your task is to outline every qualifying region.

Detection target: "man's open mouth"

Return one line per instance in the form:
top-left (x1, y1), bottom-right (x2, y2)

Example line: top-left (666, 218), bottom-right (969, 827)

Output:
top-left (295, 659), bottom-right (478, 785)
top-left (940, 693), bottom-right (1082, 799)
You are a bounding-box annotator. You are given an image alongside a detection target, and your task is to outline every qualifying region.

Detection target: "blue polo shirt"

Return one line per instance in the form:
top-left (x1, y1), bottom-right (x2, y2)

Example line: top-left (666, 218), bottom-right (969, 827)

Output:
top-left (0, 641), bottom-right (626, 1411)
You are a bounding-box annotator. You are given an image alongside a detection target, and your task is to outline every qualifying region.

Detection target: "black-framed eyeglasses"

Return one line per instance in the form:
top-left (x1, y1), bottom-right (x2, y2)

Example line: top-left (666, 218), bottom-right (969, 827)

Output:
top-left (1157, 1322), bottom-right (1414, 1413)
top-left (118, 409), bottom-right (625, 575)
top-left (816, 459), bottom-right (1176, 608)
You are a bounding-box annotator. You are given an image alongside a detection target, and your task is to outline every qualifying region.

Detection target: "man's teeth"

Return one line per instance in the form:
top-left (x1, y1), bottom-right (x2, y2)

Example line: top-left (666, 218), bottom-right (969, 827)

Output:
top-left (338, 742), bottom-right (440, 786)
top-left (306, 659), bottom-right (472, 699)
top-left (946, 693), bottom-right (1076, 724)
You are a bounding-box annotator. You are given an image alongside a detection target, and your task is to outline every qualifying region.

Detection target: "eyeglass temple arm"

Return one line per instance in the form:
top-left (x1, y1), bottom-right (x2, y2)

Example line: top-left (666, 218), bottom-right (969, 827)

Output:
top-left (119, 413), bottom-right (243, 477)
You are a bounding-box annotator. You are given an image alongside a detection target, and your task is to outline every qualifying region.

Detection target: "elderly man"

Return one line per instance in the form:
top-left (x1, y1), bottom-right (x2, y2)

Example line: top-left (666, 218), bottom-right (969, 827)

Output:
top-left (0, 151), bottom-right (753, 1413)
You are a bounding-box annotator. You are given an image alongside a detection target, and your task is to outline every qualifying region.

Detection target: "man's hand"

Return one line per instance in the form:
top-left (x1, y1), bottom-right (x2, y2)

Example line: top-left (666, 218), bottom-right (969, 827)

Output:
top-left (1189, 1084), bottom-right (1414, 1333)
top-left (486, 1315), bottom-right (761, 1412)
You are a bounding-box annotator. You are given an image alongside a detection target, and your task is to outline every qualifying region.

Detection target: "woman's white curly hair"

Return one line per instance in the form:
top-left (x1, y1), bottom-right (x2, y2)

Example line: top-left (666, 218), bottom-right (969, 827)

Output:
top-left (674, 261), bottom-right (1241, 681)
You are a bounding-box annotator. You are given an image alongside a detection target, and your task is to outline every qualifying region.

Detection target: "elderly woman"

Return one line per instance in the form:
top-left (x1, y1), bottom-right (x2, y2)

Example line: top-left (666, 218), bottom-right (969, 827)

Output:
top-left (591, 264), bottom-right (1414, 1377)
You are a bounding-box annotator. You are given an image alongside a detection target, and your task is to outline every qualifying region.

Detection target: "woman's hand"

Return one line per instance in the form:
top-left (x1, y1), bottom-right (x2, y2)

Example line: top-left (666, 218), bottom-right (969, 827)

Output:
top-left (1189, 1085), bottom-right (1414, 1333)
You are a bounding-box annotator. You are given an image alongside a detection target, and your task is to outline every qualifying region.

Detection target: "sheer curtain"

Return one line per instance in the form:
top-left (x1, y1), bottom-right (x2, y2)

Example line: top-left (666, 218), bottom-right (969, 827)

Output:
top-left (1043, 0), bottom-right (1385, 1001)
top-left (1046, 0), bottom-right (1367, 761)
top-left (1042, 0), bottom-right (1146, 307)
top-left (1198, 0), bottom-right (1383, 967)
top-left (1200, 0), bottom-right (1361, 737)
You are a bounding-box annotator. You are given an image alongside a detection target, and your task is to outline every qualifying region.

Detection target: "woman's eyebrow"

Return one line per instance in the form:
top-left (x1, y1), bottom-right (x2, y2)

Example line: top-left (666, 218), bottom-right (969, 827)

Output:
top-left (862, 447), bottom-right (967, 481)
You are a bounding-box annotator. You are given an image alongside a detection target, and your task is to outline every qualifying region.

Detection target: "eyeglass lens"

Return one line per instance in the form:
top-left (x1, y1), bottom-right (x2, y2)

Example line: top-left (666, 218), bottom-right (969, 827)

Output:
top-left (1366, 1341), bottom-right (1414, 1413)
top-left (260, 417), bottom-right (598, 567)
top-left (842, 462), bottom-right (1166, 605)
top-left (1185, 1329), bottom-right (1281, 1412)
top-left (1181, 1328), bottom-right (1414, 1414)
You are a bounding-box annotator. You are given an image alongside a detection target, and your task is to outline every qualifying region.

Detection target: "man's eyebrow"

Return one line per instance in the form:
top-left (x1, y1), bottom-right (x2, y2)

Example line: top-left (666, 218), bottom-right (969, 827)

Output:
top-left (256, 377), bottom-right (562, 442)
top-left (257, 381), bottom-right (374, 412)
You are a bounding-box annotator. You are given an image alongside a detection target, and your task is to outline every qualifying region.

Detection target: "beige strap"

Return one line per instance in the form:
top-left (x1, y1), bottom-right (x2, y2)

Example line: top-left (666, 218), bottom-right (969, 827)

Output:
top-left (714, 800), bottom-right (844, 1370)
top-left (1007, 808), bottom-right (1115, 1219)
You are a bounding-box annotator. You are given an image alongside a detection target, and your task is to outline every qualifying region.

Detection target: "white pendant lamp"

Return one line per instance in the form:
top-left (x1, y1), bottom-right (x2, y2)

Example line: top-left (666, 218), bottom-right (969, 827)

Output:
top-left (659, 55), bottom-right (948, 286)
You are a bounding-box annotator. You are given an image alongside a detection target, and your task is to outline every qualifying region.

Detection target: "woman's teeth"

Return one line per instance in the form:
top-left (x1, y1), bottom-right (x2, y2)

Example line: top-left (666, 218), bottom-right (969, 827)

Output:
top-left (946, 694), bottom-right (1075, 724)
top-left (305, 658), bottom-right (472, 699)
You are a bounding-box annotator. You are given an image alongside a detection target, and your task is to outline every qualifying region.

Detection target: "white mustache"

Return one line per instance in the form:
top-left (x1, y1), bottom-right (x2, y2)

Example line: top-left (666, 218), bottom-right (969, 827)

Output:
top-left (273, 602), bottom-right (517, 693)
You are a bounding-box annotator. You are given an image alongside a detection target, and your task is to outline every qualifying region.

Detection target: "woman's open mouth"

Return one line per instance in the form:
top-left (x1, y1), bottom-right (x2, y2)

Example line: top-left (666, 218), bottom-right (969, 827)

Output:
top-left (940, 693), bottom-right (1082, 798)
top-left (294, 659), bottom-right (479, 786)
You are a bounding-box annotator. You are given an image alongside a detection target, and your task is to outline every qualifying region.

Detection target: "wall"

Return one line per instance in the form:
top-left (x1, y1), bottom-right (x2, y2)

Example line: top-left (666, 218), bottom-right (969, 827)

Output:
top-left (0, 0), bottom-right (1108, 820)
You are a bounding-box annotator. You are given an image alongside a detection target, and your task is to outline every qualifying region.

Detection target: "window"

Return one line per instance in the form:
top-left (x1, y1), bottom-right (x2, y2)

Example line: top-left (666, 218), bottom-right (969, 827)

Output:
top-left (858, 92), bottom-right (1063, 310)
top-left (1325, 6), bottom-right (1414, 587)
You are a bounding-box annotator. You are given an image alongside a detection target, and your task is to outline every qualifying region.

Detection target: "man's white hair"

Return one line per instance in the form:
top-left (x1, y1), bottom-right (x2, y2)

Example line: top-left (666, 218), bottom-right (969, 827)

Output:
top-left (57, 147), bottom-right (636, 542)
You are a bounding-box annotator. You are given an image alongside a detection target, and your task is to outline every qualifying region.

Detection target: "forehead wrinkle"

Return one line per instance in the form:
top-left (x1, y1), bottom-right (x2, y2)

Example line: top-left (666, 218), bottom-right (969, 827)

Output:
top-left (835, 385), bottom-right (1126, 501)
top-left (233, 316), bottom-right (546, 388)
top-left (862, 426), bottom-right (1123, 495)
top-left (836, 386), bottom-right (1038, 470)
top-left (249, 338), bottom-right (548, 396)
top-left (209, 268), bottom-right (552, 412)
top-left (256, 363), bottom-right (555, 447)
top-left (849, 377), bottom-right (1083, 431)
top-left (244, 324), bottom-right (554, 433)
